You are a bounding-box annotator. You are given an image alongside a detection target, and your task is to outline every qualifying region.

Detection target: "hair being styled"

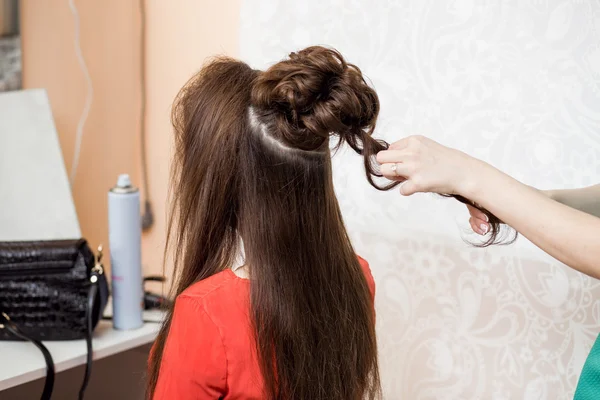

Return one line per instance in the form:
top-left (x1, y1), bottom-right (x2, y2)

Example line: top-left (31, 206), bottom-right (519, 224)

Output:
top-left (146, 46), bottom-right (503, 400)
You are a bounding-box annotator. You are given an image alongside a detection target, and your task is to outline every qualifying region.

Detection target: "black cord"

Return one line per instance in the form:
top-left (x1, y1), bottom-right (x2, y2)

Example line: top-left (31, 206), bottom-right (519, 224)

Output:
top-left (139, 0), bottom-right (154, 231)
top-left (144, 275), bottom-right (166, 283)
top-left (102, 316), bottom-right (162, 324)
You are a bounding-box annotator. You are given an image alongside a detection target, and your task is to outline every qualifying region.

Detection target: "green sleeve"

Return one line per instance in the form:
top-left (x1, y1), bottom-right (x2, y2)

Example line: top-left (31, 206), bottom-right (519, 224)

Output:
top-left (574, 334), bottom-right (600, 399)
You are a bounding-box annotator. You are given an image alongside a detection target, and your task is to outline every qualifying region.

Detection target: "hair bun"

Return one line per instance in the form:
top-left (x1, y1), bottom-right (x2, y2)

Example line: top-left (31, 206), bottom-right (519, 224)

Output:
top-left (251, 46), bottom-right (380, 151)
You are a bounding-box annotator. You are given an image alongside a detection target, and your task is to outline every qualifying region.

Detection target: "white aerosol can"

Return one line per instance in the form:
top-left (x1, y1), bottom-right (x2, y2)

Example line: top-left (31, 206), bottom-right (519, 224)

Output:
top-left (108, 174), bottom-right (143, 330)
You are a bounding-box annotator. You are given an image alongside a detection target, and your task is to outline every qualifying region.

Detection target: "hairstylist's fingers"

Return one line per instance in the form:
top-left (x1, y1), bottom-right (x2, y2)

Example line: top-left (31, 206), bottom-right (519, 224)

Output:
top-left (380, 162), bottom-right (411, 180)
top-left (469, 217), bottom-right (489, 236)
top-left (469, 217), bottom-right (481, 235)
top-left (388, 135), bottom-right (425, 151)
top-left (399, 180), bottom-right (418, 196)
top-left (388, 138), bottom-right (411, 151)
top-left (376, 149), bottom-right (410, 164)
top-left (467, 204), bottom-right (489, 222)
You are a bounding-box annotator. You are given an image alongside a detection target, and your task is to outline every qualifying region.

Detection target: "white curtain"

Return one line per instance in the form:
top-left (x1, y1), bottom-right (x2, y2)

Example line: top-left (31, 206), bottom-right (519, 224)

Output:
top-left (239, 1), bottom-right (600, 398)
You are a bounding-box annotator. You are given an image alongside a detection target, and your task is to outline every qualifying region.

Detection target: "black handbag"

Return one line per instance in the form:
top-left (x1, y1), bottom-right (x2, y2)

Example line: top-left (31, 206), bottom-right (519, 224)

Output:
top-left (0, 239), bottom-right (109, 400)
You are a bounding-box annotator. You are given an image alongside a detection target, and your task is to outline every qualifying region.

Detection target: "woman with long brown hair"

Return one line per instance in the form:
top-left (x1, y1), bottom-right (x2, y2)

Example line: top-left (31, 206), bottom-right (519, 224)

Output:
top-left (147, 46), bottom-right (499, 400)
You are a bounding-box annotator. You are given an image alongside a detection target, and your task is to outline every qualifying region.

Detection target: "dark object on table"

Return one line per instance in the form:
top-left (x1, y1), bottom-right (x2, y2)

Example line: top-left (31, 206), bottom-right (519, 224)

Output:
top-left (143, 275), bottom-right (172, 310)
top-left (0, 239), bottom-right (109, 400)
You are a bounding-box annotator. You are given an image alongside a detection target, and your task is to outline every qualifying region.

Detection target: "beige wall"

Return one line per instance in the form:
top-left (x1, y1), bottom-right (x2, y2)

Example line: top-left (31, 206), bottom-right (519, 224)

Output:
top-left (21, 0), bottom-right (142, 272)
top-left (142, 0), bottom-right (240, 290)
top-left (21, 0), bottom-right (240, 288)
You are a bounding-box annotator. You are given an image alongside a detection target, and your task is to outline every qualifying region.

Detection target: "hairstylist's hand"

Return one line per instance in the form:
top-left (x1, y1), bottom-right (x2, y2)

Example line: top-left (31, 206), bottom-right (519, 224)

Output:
top-left (376, 135), bottom-right (478, 196)
top-left (379, 136), bottom-right (600, 279)
top-left (467, 204), bottom-right (490, 235)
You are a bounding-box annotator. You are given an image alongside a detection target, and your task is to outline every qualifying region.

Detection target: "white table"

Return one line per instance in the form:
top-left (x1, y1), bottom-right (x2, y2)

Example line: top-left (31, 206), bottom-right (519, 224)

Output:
top-left (0, 311), bottom-right (163, 391)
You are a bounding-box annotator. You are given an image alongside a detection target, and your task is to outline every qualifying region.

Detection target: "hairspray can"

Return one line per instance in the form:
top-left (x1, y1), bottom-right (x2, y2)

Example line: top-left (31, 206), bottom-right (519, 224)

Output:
top-left (108, 174), bottom-right (143, 330)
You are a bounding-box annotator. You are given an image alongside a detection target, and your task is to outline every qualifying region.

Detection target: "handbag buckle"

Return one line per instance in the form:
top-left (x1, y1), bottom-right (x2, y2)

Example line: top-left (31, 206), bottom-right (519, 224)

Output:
top-left (90, 245), bottom-right (104, 283)
top-left (0, 312), bottom-right (9, 329)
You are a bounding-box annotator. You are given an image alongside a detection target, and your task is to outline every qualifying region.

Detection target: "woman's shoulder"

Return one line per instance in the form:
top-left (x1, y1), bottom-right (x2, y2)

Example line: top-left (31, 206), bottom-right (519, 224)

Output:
top-left (170, 269), bottom-right (250, 333)
top-left (357, 255), bottom-right (376, 299)
top-left (357, 255), bottom-right (370, 268)
top-left (357, 255), bottom-right (373, 277)
top-left (179, 269), bottom-right (246, 305)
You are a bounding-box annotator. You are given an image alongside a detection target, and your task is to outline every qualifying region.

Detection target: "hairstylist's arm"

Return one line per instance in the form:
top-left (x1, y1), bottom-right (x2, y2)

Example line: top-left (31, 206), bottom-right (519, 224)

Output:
top-left (376, 136), bottom-right (600, 279)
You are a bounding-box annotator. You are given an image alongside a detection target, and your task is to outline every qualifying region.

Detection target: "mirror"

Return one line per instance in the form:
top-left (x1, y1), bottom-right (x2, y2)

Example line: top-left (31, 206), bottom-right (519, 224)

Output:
top-left (0, 0), bottom-right (20, 92)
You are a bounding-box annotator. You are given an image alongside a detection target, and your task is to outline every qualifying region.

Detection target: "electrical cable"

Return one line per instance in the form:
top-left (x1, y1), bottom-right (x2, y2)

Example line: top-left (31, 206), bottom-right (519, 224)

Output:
top-left (67, 0), bottom-right (94, 186)
top-left (68, 0), bottom-right (153, 229)
top-left (139, 0), bottom-right (154, 230)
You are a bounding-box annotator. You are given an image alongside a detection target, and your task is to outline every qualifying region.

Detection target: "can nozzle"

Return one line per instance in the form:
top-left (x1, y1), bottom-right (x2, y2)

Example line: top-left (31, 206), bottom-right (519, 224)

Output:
top-left (116, 174), bottom-right (132, 188)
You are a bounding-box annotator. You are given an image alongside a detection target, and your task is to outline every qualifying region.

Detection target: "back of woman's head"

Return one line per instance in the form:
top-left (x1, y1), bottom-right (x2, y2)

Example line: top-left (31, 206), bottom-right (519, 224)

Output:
top-left (147, 45), bottom-right (502, 400)
top-left (147, 46), bottom-right (388, 400)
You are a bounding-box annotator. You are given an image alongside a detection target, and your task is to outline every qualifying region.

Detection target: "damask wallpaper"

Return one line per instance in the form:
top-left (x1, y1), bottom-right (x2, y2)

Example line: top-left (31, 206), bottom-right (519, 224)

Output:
top-left (240, 1), bottom-right (600, 398)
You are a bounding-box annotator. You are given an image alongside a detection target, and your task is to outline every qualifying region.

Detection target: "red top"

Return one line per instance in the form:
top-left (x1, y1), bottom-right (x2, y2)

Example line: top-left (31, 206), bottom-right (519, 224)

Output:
top-left (153, 257), bottom-right (375, 399)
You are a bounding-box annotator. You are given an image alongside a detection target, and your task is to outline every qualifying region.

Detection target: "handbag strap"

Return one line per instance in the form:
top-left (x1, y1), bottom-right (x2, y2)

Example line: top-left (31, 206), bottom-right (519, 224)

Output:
top-left (77, 248), bottom-right (104, 400)
top-left (78, 278), bottom-right (98, 400)
top-left (0, 253), bottom-right (104, 400)
top-left (0, 312), bottom-right (55, 400)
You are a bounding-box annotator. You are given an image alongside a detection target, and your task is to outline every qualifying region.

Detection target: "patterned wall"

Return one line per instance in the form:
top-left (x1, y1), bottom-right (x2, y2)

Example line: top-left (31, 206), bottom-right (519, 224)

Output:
top-left (240, 1), bottom-right (600, 398)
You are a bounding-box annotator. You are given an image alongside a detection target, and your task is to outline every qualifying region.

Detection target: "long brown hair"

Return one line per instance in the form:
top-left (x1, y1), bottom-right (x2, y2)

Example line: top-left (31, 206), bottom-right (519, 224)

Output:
top-left (147, 46), bottom-right (502, 400)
